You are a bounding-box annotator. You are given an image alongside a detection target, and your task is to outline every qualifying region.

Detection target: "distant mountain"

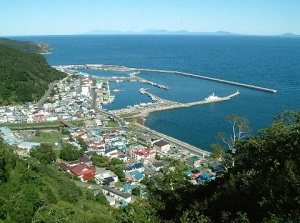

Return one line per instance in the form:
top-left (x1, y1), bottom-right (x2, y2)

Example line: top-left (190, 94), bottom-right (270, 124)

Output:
top-left (279, 32), bottom-right (299, 37)
top-left (85, 29), bottom-right (239, 36)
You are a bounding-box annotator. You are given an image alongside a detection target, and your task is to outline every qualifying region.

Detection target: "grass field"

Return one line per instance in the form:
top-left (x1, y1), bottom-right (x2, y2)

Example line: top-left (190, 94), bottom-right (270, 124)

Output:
top-left (30, 131), bottom-right (64, 145)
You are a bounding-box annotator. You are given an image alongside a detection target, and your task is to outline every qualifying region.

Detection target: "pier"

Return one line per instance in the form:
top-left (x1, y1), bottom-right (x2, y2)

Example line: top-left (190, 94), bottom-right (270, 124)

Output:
top-left (113, 90), bottom-right (240, 117)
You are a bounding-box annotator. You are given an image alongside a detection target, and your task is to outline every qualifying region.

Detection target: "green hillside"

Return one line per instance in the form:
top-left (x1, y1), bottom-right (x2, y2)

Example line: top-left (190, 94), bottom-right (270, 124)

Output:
top-left (0, 38), bottom-right (50, 54)
top-left (0, 43), bottom-right (66, 105)
top-left (0, 142), bottom-right (121, 223)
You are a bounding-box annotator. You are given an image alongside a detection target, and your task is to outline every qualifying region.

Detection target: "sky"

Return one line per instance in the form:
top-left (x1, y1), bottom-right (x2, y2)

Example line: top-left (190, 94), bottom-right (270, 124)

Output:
top-left (1, 0), bottom-right (300, 36)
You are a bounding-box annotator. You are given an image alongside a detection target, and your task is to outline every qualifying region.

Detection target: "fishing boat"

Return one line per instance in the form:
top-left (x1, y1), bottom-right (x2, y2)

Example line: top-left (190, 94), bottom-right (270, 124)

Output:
top-left (205, 93), bottom-right (220, 101)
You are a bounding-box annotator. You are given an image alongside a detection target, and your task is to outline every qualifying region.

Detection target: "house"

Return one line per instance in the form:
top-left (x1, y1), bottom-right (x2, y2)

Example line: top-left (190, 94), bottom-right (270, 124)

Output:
top-left (94, 167), bottom-right (118, 185)
top-left (102, 176), bottom-right (116, 186)
top-left (153, 140), bottom-right (170, 152)
top-left (105, 195), bottom-right (116, 206)
top-left (18, 142), bottom-right (41, 151)
top-left (123, 183), bottom-right (138, 193)
top-left (185, 156), bottom-right (201, 168)
top-left (78, 155), bottom-right (91, 165)
top-left (102, 185), bottom-right (132, 203)
top-left (130, 170), bottom-right (144, 182)
top-left (196, 172), bottom-right (215, 183)
top-left (117, 154), bottom-right (128, 162)
top-left (68, 163), bottom-right (96, 182)
top-left (104, 147), bottom-right (118, 158)
top-left (152, 161), bottom-right (170, 172)
top-left (129, 148), bottom-right (156, 162)
top-left (124, 163), bottom-right (144, 173)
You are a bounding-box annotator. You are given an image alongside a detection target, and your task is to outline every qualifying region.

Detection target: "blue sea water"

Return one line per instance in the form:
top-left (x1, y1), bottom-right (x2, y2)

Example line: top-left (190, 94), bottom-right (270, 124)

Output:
top-left (11, 35), bottom-right (300, 151)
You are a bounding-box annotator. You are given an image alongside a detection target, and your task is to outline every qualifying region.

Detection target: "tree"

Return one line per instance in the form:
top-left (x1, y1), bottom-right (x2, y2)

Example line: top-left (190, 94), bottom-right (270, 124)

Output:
top-left (91, 154), bottom-right (109, 167)
top-left (30, 143), bottom-right (57, 164)
top-left (132, 187), bottom-right (141, 196)
top-left (218, 114), bottom-right (250, 152)
top-left (59, 143), bottom-right (84, 161)
top-left (211, 114), bottom-right (250, 169)
top-left (77, 137), bottom-right (87, 151)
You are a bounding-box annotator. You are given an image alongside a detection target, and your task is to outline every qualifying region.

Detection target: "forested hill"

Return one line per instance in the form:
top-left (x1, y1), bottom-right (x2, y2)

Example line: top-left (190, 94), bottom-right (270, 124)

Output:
top-left (0, 142), bottom-right (120, 222)
top-left (0, 37), bottom-right (50, 54)
top-left (0, 43), bottom-right (66, 105)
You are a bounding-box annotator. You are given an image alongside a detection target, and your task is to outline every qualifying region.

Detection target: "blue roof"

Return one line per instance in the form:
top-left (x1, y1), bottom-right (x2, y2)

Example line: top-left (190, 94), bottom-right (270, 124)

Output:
top-left (124, 165), bottom-right (135, 172)
top-left (3, 135), bottom-right (18, 145)
top-left (133, 172), bottom-right (144, 181)
top-left (18, 142), bottom-right (41, 149)
top-left (134, 163), bottom-right (143, 169)
top-left (0, 127), bottom-right (12, 135)
top-left (196, 173), bottom-right (214, 183)
top-left (123, 183), bottom-right (138, 192)
top-left (130, 170), bottom-right (140, 176)
top-left (105, 148), bottom-right (116, 154)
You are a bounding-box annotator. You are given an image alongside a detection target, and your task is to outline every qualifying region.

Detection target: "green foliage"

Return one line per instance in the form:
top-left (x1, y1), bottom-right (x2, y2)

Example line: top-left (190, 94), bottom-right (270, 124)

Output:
top-left (91, 154), bottom-right (109, 167)
top-left (109, 158), bottom-right (126, 182)
top-left (0, 37), bottom-right (50, 54)
top-left (131, 187), bottom-right (141, 196)
top-left (77, 137), bottom-right (88, 150)
top-left (128, 111), bottom-right (300, 223)
top-left (0, 42), bottom-right (66, 105)
top-left (30, 143), bottom-right (57, 164)
top-left (59, 143), bottom-right (84, 161)
top-left (0, 142), bottom-right (120, 222)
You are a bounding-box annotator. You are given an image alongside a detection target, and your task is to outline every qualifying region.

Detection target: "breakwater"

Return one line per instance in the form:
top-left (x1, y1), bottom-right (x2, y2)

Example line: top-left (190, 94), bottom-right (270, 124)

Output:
top-left (53, 64), bottom-right (277, 93)
top-left (135, 68), bottom-right (277, 93)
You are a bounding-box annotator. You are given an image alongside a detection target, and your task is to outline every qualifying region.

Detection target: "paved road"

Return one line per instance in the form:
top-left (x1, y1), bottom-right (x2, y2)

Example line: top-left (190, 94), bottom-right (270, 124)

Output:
top-left (99, 110), bottom-right (128, 128)
top-left (36, 81), bottom-right (57, 108)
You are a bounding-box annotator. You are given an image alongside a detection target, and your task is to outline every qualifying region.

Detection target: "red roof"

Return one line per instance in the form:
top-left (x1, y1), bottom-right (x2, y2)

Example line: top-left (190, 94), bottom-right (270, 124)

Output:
top-left (82, 172), bottom-right (95, 181)
top-left (69, 163), bottom-right (95, 176)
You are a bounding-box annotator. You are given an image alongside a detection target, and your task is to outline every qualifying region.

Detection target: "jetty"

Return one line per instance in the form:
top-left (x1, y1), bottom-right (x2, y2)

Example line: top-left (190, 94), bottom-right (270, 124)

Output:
top-left (113, 90), bottom-right (240, 117)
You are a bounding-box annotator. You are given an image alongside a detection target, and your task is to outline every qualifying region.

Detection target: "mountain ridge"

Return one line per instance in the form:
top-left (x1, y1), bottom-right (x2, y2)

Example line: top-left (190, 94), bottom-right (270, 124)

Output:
top-left (85, 29), bottom-right (299, 37)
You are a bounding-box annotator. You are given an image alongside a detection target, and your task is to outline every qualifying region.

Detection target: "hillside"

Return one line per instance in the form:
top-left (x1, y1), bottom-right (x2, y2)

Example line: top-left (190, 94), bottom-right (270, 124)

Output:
top-left (0, 38), bottom-right (50, 54)
top-left (0, 142), bottom-right (121, 223)
top-left (0, 43), bottom-right (66, 105)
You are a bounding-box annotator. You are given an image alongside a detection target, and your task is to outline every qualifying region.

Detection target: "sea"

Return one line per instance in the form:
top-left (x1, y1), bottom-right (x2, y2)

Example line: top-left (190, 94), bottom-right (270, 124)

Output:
top-left (11, 35), bottom-right (300, 151)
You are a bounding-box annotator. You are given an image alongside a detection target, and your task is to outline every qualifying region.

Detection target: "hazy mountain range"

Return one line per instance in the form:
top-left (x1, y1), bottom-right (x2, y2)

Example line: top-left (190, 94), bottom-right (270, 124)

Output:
top-left (85, 29), bottom-right (299, 37)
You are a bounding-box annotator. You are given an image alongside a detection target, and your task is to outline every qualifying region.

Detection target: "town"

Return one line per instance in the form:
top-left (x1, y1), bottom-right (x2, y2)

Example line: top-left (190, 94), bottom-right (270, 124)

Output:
top-left (0, 70), bottom-right (222, 208)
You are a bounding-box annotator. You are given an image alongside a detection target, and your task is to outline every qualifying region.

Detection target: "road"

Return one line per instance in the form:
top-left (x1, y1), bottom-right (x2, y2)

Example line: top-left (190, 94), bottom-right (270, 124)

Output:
top-left (36, 81), bottom-right (57, 108)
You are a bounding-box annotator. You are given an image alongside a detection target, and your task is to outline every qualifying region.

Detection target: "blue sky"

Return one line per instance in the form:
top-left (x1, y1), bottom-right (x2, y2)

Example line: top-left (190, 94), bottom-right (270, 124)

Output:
top-left (1, 0), bottom-right (300, 36)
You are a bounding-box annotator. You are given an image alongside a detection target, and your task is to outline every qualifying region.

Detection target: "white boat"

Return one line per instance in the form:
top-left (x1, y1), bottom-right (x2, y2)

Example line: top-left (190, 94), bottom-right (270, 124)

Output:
top-left (205, 93), bottom-right (220, 101)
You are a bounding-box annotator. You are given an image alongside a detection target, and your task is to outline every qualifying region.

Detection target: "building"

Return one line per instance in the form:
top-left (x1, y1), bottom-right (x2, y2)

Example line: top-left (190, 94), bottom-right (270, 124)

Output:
top-left (102, 186), bottom-right (132, 203)
top-left (153, 140), bottom-right (170, 152)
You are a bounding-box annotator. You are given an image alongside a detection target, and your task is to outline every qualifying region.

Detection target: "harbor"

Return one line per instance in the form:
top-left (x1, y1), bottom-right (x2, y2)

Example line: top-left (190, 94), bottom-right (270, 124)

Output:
top-left (53, 64), bottom-right (277, 93)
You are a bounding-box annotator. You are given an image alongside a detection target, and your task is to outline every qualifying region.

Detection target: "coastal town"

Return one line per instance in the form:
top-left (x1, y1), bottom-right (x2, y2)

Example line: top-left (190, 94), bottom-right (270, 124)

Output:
top-left (0, 67), bottom-right (225, 207)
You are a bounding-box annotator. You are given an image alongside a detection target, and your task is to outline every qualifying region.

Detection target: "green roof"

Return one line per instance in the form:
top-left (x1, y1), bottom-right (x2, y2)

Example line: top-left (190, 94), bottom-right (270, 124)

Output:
top-left (187, 156), bottom-right (199, 161)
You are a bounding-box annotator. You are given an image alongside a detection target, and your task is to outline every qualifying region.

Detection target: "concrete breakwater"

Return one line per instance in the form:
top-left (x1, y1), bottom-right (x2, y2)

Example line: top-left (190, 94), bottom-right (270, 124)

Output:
top-left (53, 64), bottom-right (277, 93)
top-left (136, 68), bottom-right (277, 93)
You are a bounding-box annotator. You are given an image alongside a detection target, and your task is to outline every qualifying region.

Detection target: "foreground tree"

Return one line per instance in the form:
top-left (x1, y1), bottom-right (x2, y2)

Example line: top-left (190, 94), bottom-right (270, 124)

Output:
top-left (59, 143), bottom-right (84, 161)
top-left (30, 143), bottom-right (57, 164)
